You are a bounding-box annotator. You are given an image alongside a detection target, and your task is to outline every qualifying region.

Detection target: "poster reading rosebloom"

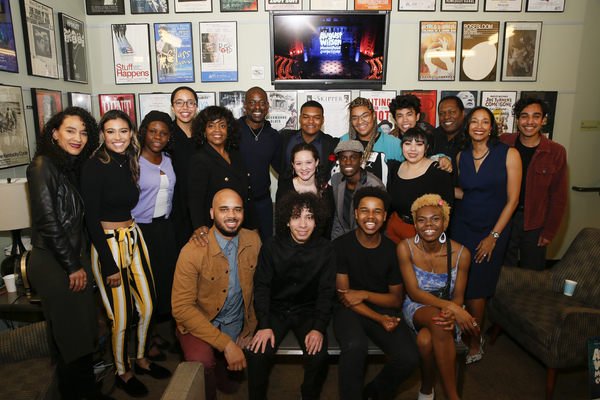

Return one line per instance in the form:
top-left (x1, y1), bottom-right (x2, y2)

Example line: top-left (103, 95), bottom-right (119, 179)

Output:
top-left (111, 24), bottom-right (152, 85)
top-left (155, 23), bottom-right (194, 84)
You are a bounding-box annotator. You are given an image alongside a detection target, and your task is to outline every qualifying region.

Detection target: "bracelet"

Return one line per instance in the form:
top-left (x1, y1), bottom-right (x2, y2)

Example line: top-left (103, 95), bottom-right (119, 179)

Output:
top-left (490, 231), bottom-right (500, 239)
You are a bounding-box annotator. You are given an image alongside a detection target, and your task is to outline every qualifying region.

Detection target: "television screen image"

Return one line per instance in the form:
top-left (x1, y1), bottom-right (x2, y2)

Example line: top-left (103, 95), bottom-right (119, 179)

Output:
top-left (270, 11), bottom-right (390, 90)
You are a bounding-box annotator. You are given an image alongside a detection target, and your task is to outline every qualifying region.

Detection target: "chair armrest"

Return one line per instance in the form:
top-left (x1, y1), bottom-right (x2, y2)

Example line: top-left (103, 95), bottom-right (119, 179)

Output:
top-left (549, 307), bottom-right (600, 367)
top-left (161, 362), bottom-right (205, 400)
top-left (495, 266), bottom-right (553, 294)
top-left (0, 322), bottom-right (50, 365)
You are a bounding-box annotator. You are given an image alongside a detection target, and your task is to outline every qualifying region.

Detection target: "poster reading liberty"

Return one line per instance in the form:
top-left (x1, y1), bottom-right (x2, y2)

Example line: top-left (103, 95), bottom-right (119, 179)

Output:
top-left (0, 0), bottom-right (18, 73)
top-left (111, 24), bottom-right (152, 84)
top-left (155, 23), bottom-right (194, 84)
top-left (59, 14), bottom-right (88, 84)
top-left (200, 21), bottom-right (238, 82)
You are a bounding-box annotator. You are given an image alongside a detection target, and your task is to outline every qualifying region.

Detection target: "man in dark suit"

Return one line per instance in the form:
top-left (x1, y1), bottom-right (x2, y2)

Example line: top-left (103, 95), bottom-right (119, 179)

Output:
top-left (279, 100), bottom-right (339, 181)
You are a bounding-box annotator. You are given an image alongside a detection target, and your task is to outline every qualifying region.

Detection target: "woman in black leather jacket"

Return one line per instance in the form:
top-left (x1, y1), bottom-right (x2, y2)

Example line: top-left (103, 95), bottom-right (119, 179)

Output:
top-left (26, 107), bottom-right (110, 400)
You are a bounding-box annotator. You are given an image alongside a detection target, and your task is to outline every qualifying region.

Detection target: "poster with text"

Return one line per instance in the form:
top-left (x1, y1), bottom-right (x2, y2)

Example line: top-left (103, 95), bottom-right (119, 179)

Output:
top-left (131, 0), bottom-right (168, 13)
top-left (360, 90), bottom-right (396, 134)
top-left (0, 0), bottom-right (18, 73)
top-left (480, 91), bottom-right (517, 135)
top-left (31, 88), bottom-right (62, 139)
top-left (400, 90), bottom-right (437, 131)
top-left (501, 21), bottom-right (542, 82)
top-left (220, 0), bottom-right (258, 12)
top-left (155, 23), bottom-right (195, 84)
top-left (441, 90), bottom-right (478, 114)
top-left (460, 21), bottom-right (499, 82)
top-left (398, 0), bottom-right (435, 11)
top-left (86, 0), bottom-right (125, 15)
top-left (59, 14), bottom-right (88, 84)
top-left (441, 0), bottom-right (478, 11)
top-left (526, 0), bottom-right (564, 12)
top-left (0, 85), bottom-right (29, 169)
top-left (111, 24), bottom-right (152, 85)
top-left (20, 0), bottom-right (58, 79)
top-left (303, 91), bottom-right (351, 138)
top-left (310, 0), bottom-right (347, 10)
top-left (520, 91), bottom-right (557, 139)
top-left (200, 22), bottom-right (238, 82)
top-left (175, 0), bottom-right (212, 12)
top-left (219, 91), bottom-right (246, 119)
top-left (265, 0), bottom-right (302, 11)
top-left (484, 0), bottom-right (522, 11)
top-left (197, 92), bottom-right (217, 111)
top-left (355, 0), bottom-right (392, 11)
top-left (419, 21), bottom-right (457, 81)
top-left (267, 91), bottom-right (298, 131)
top-left (139, 93), bottom-right (173, 122)
top-left (68, 92), bottom-right (93, 114)
top-left (99, 94), bottom-right (136, 122)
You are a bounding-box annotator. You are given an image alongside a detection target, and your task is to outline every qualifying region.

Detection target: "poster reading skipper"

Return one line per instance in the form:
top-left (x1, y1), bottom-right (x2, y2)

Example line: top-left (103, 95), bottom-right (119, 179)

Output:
top-left (111, 23), bottom-right (152, 84)
top-left (155, 23), bottom-right (194, 84)
top-left (419, 21), bottom-right (457, 81)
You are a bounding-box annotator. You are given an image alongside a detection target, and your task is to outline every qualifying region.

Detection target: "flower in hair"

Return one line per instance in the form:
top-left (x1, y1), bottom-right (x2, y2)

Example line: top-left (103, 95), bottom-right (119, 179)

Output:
top-left (439, 200), bottom-right (444, 206)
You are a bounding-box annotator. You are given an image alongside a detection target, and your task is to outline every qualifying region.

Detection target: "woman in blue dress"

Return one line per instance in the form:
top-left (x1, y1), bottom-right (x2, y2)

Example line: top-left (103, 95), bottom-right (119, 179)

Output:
top-left (398, 194), bottom-right (475, 400)
top-left (450, 106), bottom-right (521, 364)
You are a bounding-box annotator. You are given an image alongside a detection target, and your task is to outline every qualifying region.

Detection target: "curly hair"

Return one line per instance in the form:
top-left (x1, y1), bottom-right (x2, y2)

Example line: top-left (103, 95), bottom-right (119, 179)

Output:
top-left (275, 192), bottom-right (330, 239)
top-left (401, 127), bottom-right (434, 158)
top-left (410, 193), bottom-right (451, 224)
top-left (285, 143), bottom-right (328, 196)
top-left (512, 97), bottom-right (549, 118)
top-left (95, 110), bottom-right (141, 188)
top-left (191, 106), bottom-right (240, 151)
top-left (353, 186), bottom-right (390, 211)
top-left (347, 97), bottom-right (379, 170)
top-left (461, 106), bottom-right (500, 150)
top-left (389, 94), bottom-right (421, 116)
top-left (137, 111), bottom-right (174, 157)
top-left (34, 107), bottom-right (100, 175)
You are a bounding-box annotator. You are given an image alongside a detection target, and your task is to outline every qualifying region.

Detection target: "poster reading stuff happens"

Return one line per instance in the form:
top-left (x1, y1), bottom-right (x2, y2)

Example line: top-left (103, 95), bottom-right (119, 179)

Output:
top-left (200, 22), bottom-right (238, 82)
top-left (99, 93), bottom-right (136, 123)
top-left (111, 24), bottom-right (152, 84)
top-left (0, 0), bottom-right (18, 73)
top-left (480, 91), bottom-right (517, 135)
top-left (303, 91), bottom-right (352, 138)
top-left (155, 23), bottom-right (194, 84)
top-left (22, 0), bottom-right (59, 78)
top-left (460, 21), bottom-right (499, 82)
top-left (0, 85), bottom-right (29, 169)
top-left (419, 21), bottom-right (457, 81)
top-left (60, 14), bottom-right (88, 83)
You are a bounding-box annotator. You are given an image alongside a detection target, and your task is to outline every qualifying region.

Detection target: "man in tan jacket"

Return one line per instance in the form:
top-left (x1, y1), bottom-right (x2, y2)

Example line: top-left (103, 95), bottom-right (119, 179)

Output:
top-left (172, 189), bottom-right (261, 400)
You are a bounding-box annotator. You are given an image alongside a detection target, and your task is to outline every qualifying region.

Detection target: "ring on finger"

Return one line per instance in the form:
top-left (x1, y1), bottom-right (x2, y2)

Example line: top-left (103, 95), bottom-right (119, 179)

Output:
top-left (472, 322), bottom-right (478, 327)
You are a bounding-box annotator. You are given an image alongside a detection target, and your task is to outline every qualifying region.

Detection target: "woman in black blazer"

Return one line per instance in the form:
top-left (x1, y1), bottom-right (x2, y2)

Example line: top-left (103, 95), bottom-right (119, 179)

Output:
top-left (188, 106), bottom-right (258, 242)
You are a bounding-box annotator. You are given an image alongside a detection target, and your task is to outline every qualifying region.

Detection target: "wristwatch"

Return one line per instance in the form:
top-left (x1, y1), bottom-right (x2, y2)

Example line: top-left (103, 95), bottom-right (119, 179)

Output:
top-left (490, 231), bottom-right (500, 239)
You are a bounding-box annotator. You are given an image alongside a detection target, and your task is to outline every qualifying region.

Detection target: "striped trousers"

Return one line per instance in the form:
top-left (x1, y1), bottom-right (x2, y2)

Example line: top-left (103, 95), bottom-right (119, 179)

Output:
top-left (91, 222), bottom-right (156, 375)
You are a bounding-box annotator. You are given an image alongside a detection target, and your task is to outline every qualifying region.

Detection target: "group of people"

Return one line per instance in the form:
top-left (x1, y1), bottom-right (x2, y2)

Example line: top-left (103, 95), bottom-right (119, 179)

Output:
top-left (26, 84), bottom-right (567, 400)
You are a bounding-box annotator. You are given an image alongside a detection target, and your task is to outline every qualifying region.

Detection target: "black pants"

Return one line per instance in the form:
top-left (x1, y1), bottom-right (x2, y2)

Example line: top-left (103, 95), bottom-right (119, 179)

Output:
top-left (333, 305), bottom-right (419, 400)
top-left (504, 211), bottom-right (547, 271)
top-left (247, 312), bottom-right (329, 400)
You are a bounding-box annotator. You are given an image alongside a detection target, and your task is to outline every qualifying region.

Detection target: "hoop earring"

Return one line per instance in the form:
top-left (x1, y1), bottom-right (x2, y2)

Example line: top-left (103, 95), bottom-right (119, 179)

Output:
top-left (414, 234), bottom-right (420, 244)
top-left (439, 232), bottom-right (447, 243)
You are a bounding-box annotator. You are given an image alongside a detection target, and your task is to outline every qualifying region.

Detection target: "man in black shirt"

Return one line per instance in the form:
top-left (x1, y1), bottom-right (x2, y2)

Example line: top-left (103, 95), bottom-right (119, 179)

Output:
top-left (333, 187), bottom-right (419, 400)
top-left (432, 95), bottom-right (465, 162)
top-left (248, 192), bottom-right (335, 400)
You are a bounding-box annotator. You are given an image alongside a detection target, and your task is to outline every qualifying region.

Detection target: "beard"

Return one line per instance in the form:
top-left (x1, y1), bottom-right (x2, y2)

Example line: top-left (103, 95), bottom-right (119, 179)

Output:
top-left (214, 217), bottom-right (242, 238)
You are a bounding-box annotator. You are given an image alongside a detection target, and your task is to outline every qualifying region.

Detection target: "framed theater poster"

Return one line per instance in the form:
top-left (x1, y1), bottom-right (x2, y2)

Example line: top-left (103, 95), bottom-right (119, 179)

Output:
top-left (480, 90), bottom-right (517, 135)
top-left (0, 85), bottom-right (29, 169)
top-left (20, 0), bottom-right (59, 79)
top-left (197, 91), bottom-right (217, 111)
top-left (31, 88), bottom-right (62, 139)
top-left (59, 14), bottom-right (88, 84)
top-left (441, 0), bottom-right (478, 11)
top-left (266, 91), bottom-right (298, 131)
top-left (400, 90), bottom-right (437, 132)
top-left (0, 0), bottom-right (18, 73)
top-left (526, 0), bottom-right (564, 12)
top-left (155, 23), bottom-right (195, 84)
top-left (220, 0), bottom-right (258, 12)
top-left (200, 21), bottom-right (238, 82)
top-left (111, 24), bottom-right (152, 85)
top-left (86, 0), bottom-right (125, 15)
top-left (460, 21), bottom-right (499, 81)
top-left (310, 0), bottom-right (347, 10)
top-left (398, 0), bottom-right (435, 11)
top-left (67, 92), bottom-right (93, 114)
top-left (265, 0), bottom-right (302, 11)
top-left (419, 21), bottom-right (457, 81)
top-left (501, 21), bottom-right (542, 82)
top-left (138, 93), bottom-right (173, 121)
top-left (304, 91), bottom-right (352, 138)
top-left (219, 91), bottom-right (246, 119)
top-left (131, 0), bottom-right (168, 13)
top-left (484, 0), bottom-right (522, 12)
top-left (99, 93), bottom-right (136, 122)
top-left (441, 90), bottom-right (478, 114)
top-left (355, 0), bottom-right (392, 11)
top-left (360, 90), bottom-right (397, 133)
top-left (175, 0), bottom-right (212, 13)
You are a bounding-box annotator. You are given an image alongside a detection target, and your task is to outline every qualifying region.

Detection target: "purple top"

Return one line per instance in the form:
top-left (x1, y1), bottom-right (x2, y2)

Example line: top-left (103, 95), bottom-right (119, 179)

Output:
top-left (132, 153), bottom-right (176, 223)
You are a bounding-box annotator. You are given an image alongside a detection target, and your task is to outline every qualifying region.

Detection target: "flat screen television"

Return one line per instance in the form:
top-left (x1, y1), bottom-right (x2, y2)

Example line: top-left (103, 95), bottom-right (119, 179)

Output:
top-left (270, 11), bottom-right (391, 90)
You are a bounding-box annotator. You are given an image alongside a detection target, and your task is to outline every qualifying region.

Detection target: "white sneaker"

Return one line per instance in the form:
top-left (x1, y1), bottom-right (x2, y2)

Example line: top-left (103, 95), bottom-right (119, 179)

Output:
top-left (417, 387), bottom-right (435, 400)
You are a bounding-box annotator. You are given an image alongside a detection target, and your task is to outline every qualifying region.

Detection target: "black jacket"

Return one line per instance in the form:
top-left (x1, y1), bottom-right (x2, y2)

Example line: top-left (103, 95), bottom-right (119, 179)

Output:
top-left (279, 129), bottom-right (340, 180)
top-left (27, 155), bottom-right (85, 275)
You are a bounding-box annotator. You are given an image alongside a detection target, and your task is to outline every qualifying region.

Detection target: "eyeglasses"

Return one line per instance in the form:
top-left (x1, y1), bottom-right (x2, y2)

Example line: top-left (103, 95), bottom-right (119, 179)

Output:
top-left (351, 112), bottom-right (372, 123)
top-left (173, 100), bottom-right (197, 108)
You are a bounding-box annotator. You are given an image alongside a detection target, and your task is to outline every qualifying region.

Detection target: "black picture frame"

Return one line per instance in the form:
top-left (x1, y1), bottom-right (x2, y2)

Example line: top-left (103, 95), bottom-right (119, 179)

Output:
top-left (0, 84), bottom-right (29, 169)
top-left (31, 88), bottom-right (62, 140)
top-left (220, 0), bottom-right (258, 12)
top-left (526, 0), bottom-right (565, 12)
top-left (67, 92), bottom-right (93, 114)
top-left (0, 0), bottom-right (19, 73)
top-left (85, 0), bottom-right (125, 15)
top-left (111, 24), bottom-right (153, 85)
top-left (59, 13), bottom-right (88, 84)
top-left (174, 0), bottom-right (212, 13)
top-left (130, 0), bottom-right (169, 14)
top-left (20, 0), bottom-right (59, 79)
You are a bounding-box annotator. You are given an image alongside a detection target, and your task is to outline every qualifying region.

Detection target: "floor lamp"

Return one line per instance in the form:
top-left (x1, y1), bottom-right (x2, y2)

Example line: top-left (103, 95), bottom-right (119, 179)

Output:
top-left (0, 179), bottom-right (32, 279)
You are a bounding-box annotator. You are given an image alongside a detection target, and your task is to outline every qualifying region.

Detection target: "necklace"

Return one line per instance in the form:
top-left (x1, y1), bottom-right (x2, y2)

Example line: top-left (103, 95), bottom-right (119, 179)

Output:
top-left (246, 120), bottom-right (264, 141)
top-left (421, 241), bottom-right (444, 273)
top-left (113, 157), bottom-right (126, 168)
top-left (472, 148), bottom-right (490, 161)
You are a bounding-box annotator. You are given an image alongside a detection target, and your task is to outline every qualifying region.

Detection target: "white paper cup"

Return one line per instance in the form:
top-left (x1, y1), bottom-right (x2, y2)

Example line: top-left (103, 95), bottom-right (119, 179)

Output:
top-left (564, 279), bottom-right (578, 296)
top-left (3, 274), bottom-right (17, 293)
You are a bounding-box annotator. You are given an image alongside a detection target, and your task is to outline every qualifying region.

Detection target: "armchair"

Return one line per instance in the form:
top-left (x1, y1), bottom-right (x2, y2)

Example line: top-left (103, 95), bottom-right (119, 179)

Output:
top-left (488, 227), bottom-right (600, 400)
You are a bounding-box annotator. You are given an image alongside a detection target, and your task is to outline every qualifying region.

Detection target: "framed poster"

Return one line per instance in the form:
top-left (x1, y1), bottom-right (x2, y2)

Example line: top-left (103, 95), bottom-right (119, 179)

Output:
top-left (0, 85), bottom-right (29, 169)
top-left (484, 0), bottom-right (522, 12)
top-left (155, 23), bottom-right (195, 84)
top-left (419, 21), bottom-right (457, 81)
top-left (67, 92), bottom-right (92, 114)
top-left (220, 0), bottom-right (258, 12)
top-left (355, 0), bottom-right (392, 11)
top-left (303, 91), bottom-right (352, 138)
top-left (400, 90), bottom-right (437, 132)
top-left (441, 0), bottom-right (478, 11)
top-left (520, 91), bottom-right (558, 139)
top-left (175, 0), bottom-right (212, 12)
top-left (398, 0), bottom-right (435, 11)
top-left (266, 91), bottom-right (298, 131)
top-left (310, 0), bottom-right (347, 10)
top-left (197, 92), bottom-right (217, 111)
top-left (200, 22), bottom-right (238, 82)
top-left (219, 91), bottom-right (246, 119)
top-left (0, 0), bottom-right (18, 73)
top-left (480, 91), bottom-right (517, 135)
top-left (99, 94), bottom-right (136, 122)
top-left (31, 88), bottom-right (62, 139)
top-left (460, 21), bottom-right (499, 82)
top-left (139, 93), bottom-right (173, 122)
top-left (441, 90), bottom-right (478, 114)
top-left (501, 22), bottom-right (542, 82)
top-left (86, 0), bottom-right (125, 15)
top-left (111, 24), bottom-right (152, 85)
top-left (360, 90), bottom-right (396, 133)
top-left (20, 0), bottom-right (58, 79)
top-left (265, 0), bottom-right (302, 11)
top-left (131, 0), bottom-right (168, 13)
top-left (59, 14), bottom-right (88, 84)
top-left (526, 0), bottom-right (564, 12)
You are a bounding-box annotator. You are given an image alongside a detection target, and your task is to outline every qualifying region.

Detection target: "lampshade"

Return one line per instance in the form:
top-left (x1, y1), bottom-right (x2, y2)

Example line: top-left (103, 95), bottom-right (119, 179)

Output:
top-left (0, 179), bottom-right (31, 231)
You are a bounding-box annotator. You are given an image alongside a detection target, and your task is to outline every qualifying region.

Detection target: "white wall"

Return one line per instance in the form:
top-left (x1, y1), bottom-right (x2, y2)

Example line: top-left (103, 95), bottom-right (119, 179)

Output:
top-left (1, 0), bottom-right (598, 258)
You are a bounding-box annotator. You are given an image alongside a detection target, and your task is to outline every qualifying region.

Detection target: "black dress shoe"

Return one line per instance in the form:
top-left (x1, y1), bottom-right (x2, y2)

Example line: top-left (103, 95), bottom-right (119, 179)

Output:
top-left (134, 362), bottom-right (172, 380)
top-left (115, 375), bottom-right (148, 398)
top-left (147, 344), bottom-right (167, 362)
